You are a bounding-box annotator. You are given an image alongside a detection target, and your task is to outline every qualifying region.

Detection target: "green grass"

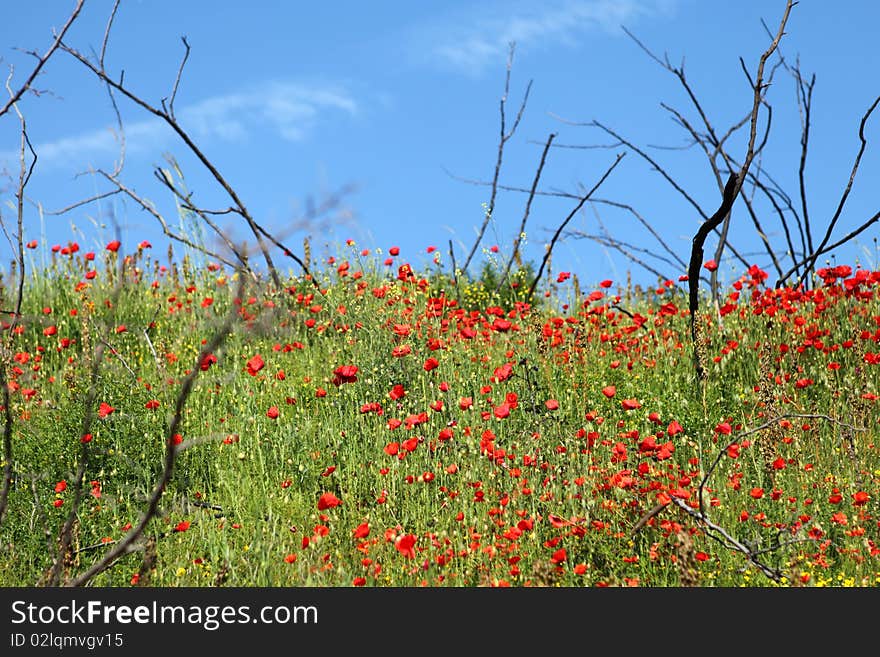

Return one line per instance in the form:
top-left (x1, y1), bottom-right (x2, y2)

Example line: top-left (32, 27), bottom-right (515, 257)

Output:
top-left (0, 241), bottom-right (877, 587)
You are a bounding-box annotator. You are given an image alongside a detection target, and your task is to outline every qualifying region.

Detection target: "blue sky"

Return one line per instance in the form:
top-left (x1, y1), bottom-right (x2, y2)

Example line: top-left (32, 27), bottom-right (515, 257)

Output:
top-left (2, 1), bottom-right (879, 290)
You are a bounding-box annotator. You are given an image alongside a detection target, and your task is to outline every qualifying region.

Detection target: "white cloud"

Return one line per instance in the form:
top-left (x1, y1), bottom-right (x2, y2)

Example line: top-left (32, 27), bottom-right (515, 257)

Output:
top-left (0, 80), bottom-right (357, 170)
top-left (181, 81), bottom-right (357, 144)
top-left (428, 0), bottom-right (674, 74)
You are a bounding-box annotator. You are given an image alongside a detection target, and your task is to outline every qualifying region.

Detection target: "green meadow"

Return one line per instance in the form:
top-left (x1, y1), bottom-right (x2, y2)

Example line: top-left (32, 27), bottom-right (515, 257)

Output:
top-left (0, 240), bottom-right (877, 587)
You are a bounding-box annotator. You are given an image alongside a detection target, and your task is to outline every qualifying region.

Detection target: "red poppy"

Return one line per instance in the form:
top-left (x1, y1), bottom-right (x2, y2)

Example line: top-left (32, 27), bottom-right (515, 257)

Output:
top-left (545, 399), bottom-right (559, 411)
top-left (397, 263), bottom-right (416, 282)
top-left (144, 399), bottom-right (160, 410)
top-left (493, 403), bottom-right (511, 419)
top-left (388, 246), bottom-right (400, 256)
top-left (423, 357), bottom-right (439, 372)
top-left (200, 353), bottom-right (217, 371)
top-left (395, 534), bottom-right (417, 559)
top-left (601, 385), bottom-right (616, 398)
top-left (174, 521), bottom-right (190, 532)
top-left (353, 523), bottom-right (370, 539)
top-left (389, 384), bottom-right (406, 400)
top-left (284, 554), bottom-right (297, 564)
top-left (106, 240), bottom-right (121, 252)
top-left (332, 364), bottom-right (359, 385)
top-left (353, 577), bottom-right (366, 586)
top-left (266, 406), bottom-right (280, 419)
top-left (98, 402), bottom-right (115, 418)
top-left (750, 487), bottom-right (764, 499)
top-left (666, 420), bottom-right (683, 436)
top-left (246, 354), bottom-right (265, 376)
top-left (853, 491), bottom-right (870, 506)
top-left (621, 398), bottom-right (641, 411)
top-left (703, 259), bottom-right (718, 272)
top-left (550, 548), bottom-right (567, 564)
top-left (54, 480), bottom-right (67, 493)
top-left (317, 492), bottom-right (341, 510)
top-left (714, 421), bottom-right (732, 435)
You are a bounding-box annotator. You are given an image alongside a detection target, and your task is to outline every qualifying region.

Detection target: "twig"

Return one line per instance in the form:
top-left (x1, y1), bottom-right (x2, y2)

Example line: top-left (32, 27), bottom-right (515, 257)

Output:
top-left (498, 132), bottom-right (555, 291)
top-left (59, 39), bottom-right (286, 288)
top-left (0, 74), bottom-right (39, 525)
top-left (787, 94), bottom-right (880, 288)
top-left (67, 276), bottom-right (246, 587)
top-left (526, 152), bottom-right (625, 302)
top-left (0, 0), bottom-right (84, 119)
top-left (462, 42), bottom-right (532, 273)
top-left (164, 36), bottom-right (190, 119)
top-left (39, 190), bottom-right (123, 216)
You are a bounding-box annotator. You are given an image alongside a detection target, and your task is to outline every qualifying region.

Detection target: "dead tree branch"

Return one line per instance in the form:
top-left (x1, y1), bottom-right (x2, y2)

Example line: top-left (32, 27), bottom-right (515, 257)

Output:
top-left (0, 0), bottom-right (84, 119)
top-left (497, 132), bottom-right (555, 290)
top-left (45, 225), bottom-right (128, 586)
top-left (782, 93), bottom-right (880, 288)
top-left (688, 0), bottom-right (794, 381)
top-left (633, 412), bottom-right (862, 583)
top-left (58, 38), bottom-right (287, 288)
top-left (97, 169), bottom-right (241, 270)
top-left (461, 42), bottom-right (532, 274)
top-left (0, 74), bottom-right (38, 525)
top-left (66, 275), bottom-right (246, 587)
top-left (526, 152), bottom-right (625, 302)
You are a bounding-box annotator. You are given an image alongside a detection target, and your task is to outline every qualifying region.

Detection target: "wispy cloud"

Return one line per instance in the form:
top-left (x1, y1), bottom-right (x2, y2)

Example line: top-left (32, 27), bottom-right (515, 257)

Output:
top-left (426, 0), bottom-right (674, 74)
top-left (180, 81), bottom-right (358, 143)
top-left (1, 80), bottom-right (357, 171)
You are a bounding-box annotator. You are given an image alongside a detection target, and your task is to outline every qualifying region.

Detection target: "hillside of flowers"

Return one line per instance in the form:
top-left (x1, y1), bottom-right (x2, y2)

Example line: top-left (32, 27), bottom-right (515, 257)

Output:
top-left (0, 238), bottom-right (877, 587)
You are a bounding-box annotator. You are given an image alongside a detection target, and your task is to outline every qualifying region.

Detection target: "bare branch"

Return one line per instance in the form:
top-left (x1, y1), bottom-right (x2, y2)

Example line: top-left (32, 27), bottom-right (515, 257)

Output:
top-left (781, 210), bottom-right (880, 286)
top-left (569, 230), bottom-right (683, 276)
top-left (585, 119), bottom-right (709, 220)
top-left (67, 276), bottom-right (246, 587)
top-left (527, 152), bottom-right (625, 302)
top-left (165, 36), bottom-right (191, 120)
top-left (38, 190), bottom-right (123, 216)
top-left (99, 169), bottom-right (241, 270)
top-left (498, 132), bottom-right (555, 290)
top-left (788, 93), bottom-right (880, 288)
top-left (58, 39), bottom-right (287, 289)
top-left (99, 0), bottom-right (122, 69)
top-left (0, 0), bottom-right (84, 119)
top-left (152, 167), bottom-right (250, 268)
top-left (45, 225), bottom-right (129, 586)
top-left (462, 43), bottom-right (533, 273)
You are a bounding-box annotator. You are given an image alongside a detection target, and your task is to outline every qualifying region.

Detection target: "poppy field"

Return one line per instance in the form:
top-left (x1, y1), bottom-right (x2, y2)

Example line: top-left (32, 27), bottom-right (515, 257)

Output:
top-left (0, 238), bottom-right (878, 588)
